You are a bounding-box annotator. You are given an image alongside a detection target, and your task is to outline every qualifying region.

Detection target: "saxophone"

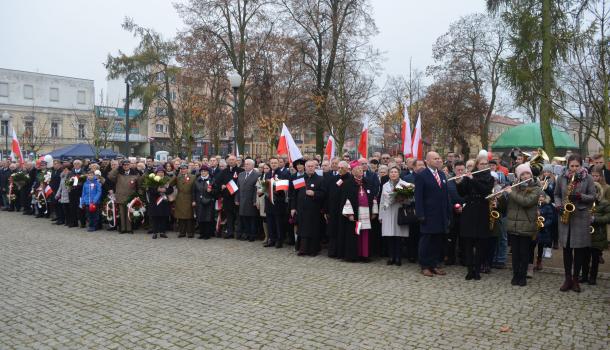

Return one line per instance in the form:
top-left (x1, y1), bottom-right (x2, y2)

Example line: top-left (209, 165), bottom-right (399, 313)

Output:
top-left (489, 195), bottom-right (500, 230)
top-left (560, 174), bottom-right (576, 225)
top-left (536, 196), bottom-right (545, 229)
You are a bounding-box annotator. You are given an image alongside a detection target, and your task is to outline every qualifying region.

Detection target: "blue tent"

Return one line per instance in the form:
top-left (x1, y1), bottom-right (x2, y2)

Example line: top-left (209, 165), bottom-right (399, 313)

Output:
top-left (47, 144), bottom-right (121, 160)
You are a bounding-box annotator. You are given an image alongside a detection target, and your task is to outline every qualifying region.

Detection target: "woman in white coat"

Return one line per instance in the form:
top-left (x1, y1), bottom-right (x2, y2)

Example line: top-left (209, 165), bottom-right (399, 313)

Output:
top-left (380, 166), bottom-right (410, 266)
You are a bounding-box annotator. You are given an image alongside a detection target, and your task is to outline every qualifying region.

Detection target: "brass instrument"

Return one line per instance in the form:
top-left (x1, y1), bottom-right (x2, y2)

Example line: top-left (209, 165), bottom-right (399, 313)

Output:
top-left (527, 148), bottom-right (550, 176)
top-left (447, 168), bottom-right (491, 182)
top-left (485, 178), bottom-right (533, 199)
top-left (489, 194), bottom-right (500, 230)
top-left (536, 196), bottom-right (545, 229)
top-left (541, 177), bottom-right (549, 191)
top-left (560, 174), bottom-right (576, 225)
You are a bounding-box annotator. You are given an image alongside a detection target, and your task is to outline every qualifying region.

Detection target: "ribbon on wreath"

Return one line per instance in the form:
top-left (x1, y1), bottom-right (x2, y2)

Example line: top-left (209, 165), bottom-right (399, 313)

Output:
top-left (104, 196), bottom-right (118, 228)
top-left (126, 196), bottom-right (145, 223)
top-left (8, 179), bottom-right (14, 203)
top-left (36, 187), bottom-right (48, 214)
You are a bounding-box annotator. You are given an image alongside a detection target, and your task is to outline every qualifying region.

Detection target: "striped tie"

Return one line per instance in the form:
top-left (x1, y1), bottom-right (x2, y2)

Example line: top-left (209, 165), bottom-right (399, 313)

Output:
top-left (433, 170), bottom-right (441, 188)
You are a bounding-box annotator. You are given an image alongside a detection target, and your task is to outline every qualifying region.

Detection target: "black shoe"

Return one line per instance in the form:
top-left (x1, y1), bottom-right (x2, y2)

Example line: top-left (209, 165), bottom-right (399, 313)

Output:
top-left (387, 259), bottom-right (395, 265)
top-left (55, 221), bottom-right (64, 225)
top-left (474, 272), bottom-right (481, 280)
top-left (118, 231), bottom-right (125, 234)
top-left (248, 237), bottom-right (255, 242)
top-left (51, 218), bottom-right (58, 221)
top-left (579, 276), bottom-right (589, 283)
top-left (465, 272), bottom-right (474, 280)
top-left (588, 278), bottom-right (597, 285)
top-left (223, 235), bottom-right (232, 239)
top-left (518, 278), bottom-right (527, 287)
top-left (160, 233), bottom-right (168, 238)
top-left (264, 242), bottom-right (275, 247)
top-left (275, 242), bottom-right (283, 248)
top-left (152, 234), bottom-right (157, 239)
top-left (178, 234), bottom-right (186, 238)
top-left (395, 261), bottom-right (402, 267)
top-left (511, 277), bottom-right (518, 286)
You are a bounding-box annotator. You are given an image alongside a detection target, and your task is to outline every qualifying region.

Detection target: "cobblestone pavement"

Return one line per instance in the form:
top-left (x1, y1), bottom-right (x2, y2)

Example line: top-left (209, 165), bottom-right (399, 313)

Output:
top-left (0, 212), bottom-right (608, 350)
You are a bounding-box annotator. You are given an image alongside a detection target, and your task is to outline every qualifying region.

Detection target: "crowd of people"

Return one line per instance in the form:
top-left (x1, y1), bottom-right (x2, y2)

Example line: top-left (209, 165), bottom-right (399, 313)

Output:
top-left (0, 149), bottom-right (607, 291)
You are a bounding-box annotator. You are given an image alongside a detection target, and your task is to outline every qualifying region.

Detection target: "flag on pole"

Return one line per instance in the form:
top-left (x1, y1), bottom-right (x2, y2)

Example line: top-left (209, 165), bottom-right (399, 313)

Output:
top-left (292, 177), bottom-right (305, 190)
top-left (324, 135), bottom-right (336, 160)
top-left (276, 123), bottom-right (303, 162)
top-left (401, 108), bottom-right (413, 157)
top-left (411, 113), bottom-right (423, 161)
top-left (11, 127), bottom-right (23, 166)
top-left (274, 179), bottom-right (289, 192)
top-left (235, 143), bottom-right (240, 157)
top-left (227, 180), bottom-right (239, 194)
top-left (357, 124), bottom-right (368, 159)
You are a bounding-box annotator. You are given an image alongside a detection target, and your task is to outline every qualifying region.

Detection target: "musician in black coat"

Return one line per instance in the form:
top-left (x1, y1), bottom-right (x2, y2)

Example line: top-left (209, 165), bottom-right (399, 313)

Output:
top-left (456, 157), bottom-right (494, 280)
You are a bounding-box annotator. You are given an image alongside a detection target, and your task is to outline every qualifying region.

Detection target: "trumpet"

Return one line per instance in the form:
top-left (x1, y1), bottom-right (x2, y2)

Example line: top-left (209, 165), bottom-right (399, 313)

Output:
top-left (560, 174), bottom-right (576, 225)
top-left (447, 168), bottom-right (491, 182)
top-left (485, 178), bottom-right (533, 199)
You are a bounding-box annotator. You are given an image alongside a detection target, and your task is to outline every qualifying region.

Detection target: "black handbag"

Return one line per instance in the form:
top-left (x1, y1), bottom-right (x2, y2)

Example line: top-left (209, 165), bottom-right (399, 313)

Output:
top-left (397, 202), bottom-right (417, 226)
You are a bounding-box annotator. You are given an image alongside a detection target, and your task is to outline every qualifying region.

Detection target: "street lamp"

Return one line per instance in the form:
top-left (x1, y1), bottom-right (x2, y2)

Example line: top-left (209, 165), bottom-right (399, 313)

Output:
top-left (124, 73), bottom-right (140, 157)
top-left (228, 71), bottom-right (241, 156)
top-left (1, 111), bottom-right (9, 160)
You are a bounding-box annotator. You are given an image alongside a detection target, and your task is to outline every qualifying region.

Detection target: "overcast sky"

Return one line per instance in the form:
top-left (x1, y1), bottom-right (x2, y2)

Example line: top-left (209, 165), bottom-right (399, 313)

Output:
top-left (1, 0), bottom-right (486, 102)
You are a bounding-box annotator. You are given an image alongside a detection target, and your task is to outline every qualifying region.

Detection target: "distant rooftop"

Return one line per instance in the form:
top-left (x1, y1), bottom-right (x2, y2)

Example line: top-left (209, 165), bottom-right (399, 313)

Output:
top-left (491, 114), bottom-right (523, 126)
top-left (0, 67), bottom-right (94, 82)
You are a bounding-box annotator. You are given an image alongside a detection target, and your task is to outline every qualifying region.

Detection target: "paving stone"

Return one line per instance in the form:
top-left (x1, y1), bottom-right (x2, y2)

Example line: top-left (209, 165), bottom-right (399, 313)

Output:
top-left (0, 212), bottom-right (608, 349)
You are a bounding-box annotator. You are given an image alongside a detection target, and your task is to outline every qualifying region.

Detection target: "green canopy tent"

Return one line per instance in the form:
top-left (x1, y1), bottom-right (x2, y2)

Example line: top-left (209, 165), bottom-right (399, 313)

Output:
top-left (491, 122), bottom-right (577, 151)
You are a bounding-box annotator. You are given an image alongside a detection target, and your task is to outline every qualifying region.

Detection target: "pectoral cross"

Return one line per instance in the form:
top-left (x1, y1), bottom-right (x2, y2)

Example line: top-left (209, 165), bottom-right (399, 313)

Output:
top-left (359, 186), bottom-right (365, 196)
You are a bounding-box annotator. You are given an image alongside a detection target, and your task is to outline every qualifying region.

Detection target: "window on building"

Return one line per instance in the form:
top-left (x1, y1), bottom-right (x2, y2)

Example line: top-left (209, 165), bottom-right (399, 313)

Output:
top-left (157, 72), bottom-right (165, 82)
top-left (51, 122), bottom-right (59, 137)
top-left (0, 82), bottom-right (8, 97)
top-left (49, 88), bottom-right (59, 102)
top-left (156, 107), bottom-right (167, 116)
top-left (77, 90), bottom-right (86, 104)
top-left (78, 123), bottom-right (86, 139)
top-left (24, 85), bottom-right (33, 100)
top-left (155, 124), bottom-right (164, 133)
top-left (171, 91), bottom-right (177, 101)
top-left (24, 121), bottom-right (34, 137)
top-left (0, 120), bottom-right (7, 137)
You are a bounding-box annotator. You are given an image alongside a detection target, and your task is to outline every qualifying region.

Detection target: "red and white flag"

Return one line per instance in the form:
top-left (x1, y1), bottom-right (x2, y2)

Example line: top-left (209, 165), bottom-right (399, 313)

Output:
top-left (324, 135), bottom-right (336, 160)
top-left (292, 177), bottom-right (305, 190)
top-left (355, 221), bottom-right (362, 235)
top-left (227, 180), bottom-right (238, 195)
top-left (274, 179), bottom-right (289, 191)
top-left (11, 127), bottom-right (24, 166)
top-left (357, 124), bottom-right (368, 159)
top-left (276, 123), bottom-right (303, 163)
top-left (44, 185), bottom-right (53, 198)
top-left (401, 108), bottom-right (413, 157)
top-left (411, 113), bottom-right (423, 161)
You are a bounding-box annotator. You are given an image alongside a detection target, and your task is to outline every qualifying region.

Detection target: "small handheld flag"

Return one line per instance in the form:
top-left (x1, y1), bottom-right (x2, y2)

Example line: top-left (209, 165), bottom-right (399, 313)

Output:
top-left (274, 179), bottom-right (289, 191)
top-left (292, 177), bottom-right (305, 190)
top-left (227, 180), bottom-right (239, 195)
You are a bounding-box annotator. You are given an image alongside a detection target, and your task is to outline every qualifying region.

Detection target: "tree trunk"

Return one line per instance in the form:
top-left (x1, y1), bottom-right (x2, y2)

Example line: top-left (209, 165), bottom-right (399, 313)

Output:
top-left (540, 0), bottom-right (556, 157)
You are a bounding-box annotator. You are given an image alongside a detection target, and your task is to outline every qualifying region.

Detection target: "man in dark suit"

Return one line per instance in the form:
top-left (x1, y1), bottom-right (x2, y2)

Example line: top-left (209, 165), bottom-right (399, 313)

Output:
top-left (236, 159), bottom-right (259, 241)
top-left (208, 157), bottom-right (222, 180)
top-left (216, 155), bottom-right (243, 238)
top-left (415, 151), bottom-right (451, 277)
top-left (265, 157), bottom-right (290, 248)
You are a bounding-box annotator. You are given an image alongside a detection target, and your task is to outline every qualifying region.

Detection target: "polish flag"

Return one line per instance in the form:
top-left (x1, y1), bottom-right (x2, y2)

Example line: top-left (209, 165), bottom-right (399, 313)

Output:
top-left (274, 179), bottom-right (289, 191)
top-left (411, 113), bottom-right (423, 161)
top-left (44, 185), bottom-right (53, 198)
top-left (292, 177), bottom-right (305, 190)
top-left (227, 180), bottom-right (238, 195)
top-left (11, 127), bottom-right (24, 166)
top-left (357, 124), bottom-right (368, 159)
top-left (276, 124), bottom-right (303, 163)
top-left (324, 135), bottom-right (336, 160)
top-left (401, 108), bottom-right (412, 157)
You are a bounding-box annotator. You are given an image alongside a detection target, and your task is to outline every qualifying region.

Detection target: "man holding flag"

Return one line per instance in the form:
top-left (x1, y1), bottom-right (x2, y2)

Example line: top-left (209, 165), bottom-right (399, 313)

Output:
top-left (290, 160), bottom-right (325, 256)
top-left (264, 157), bottom-right (290, 248)
top-left (216, 155), bottom-right (243, 239)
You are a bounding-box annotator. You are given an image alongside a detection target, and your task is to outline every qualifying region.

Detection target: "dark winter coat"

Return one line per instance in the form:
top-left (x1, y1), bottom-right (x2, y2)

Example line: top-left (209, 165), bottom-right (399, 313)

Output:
top-left (457, 172), bottom-right (495, 238)
top-left (192, 176), bottom-right (215, 222)
top-left (147, 182), bottom-right (173, 217)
